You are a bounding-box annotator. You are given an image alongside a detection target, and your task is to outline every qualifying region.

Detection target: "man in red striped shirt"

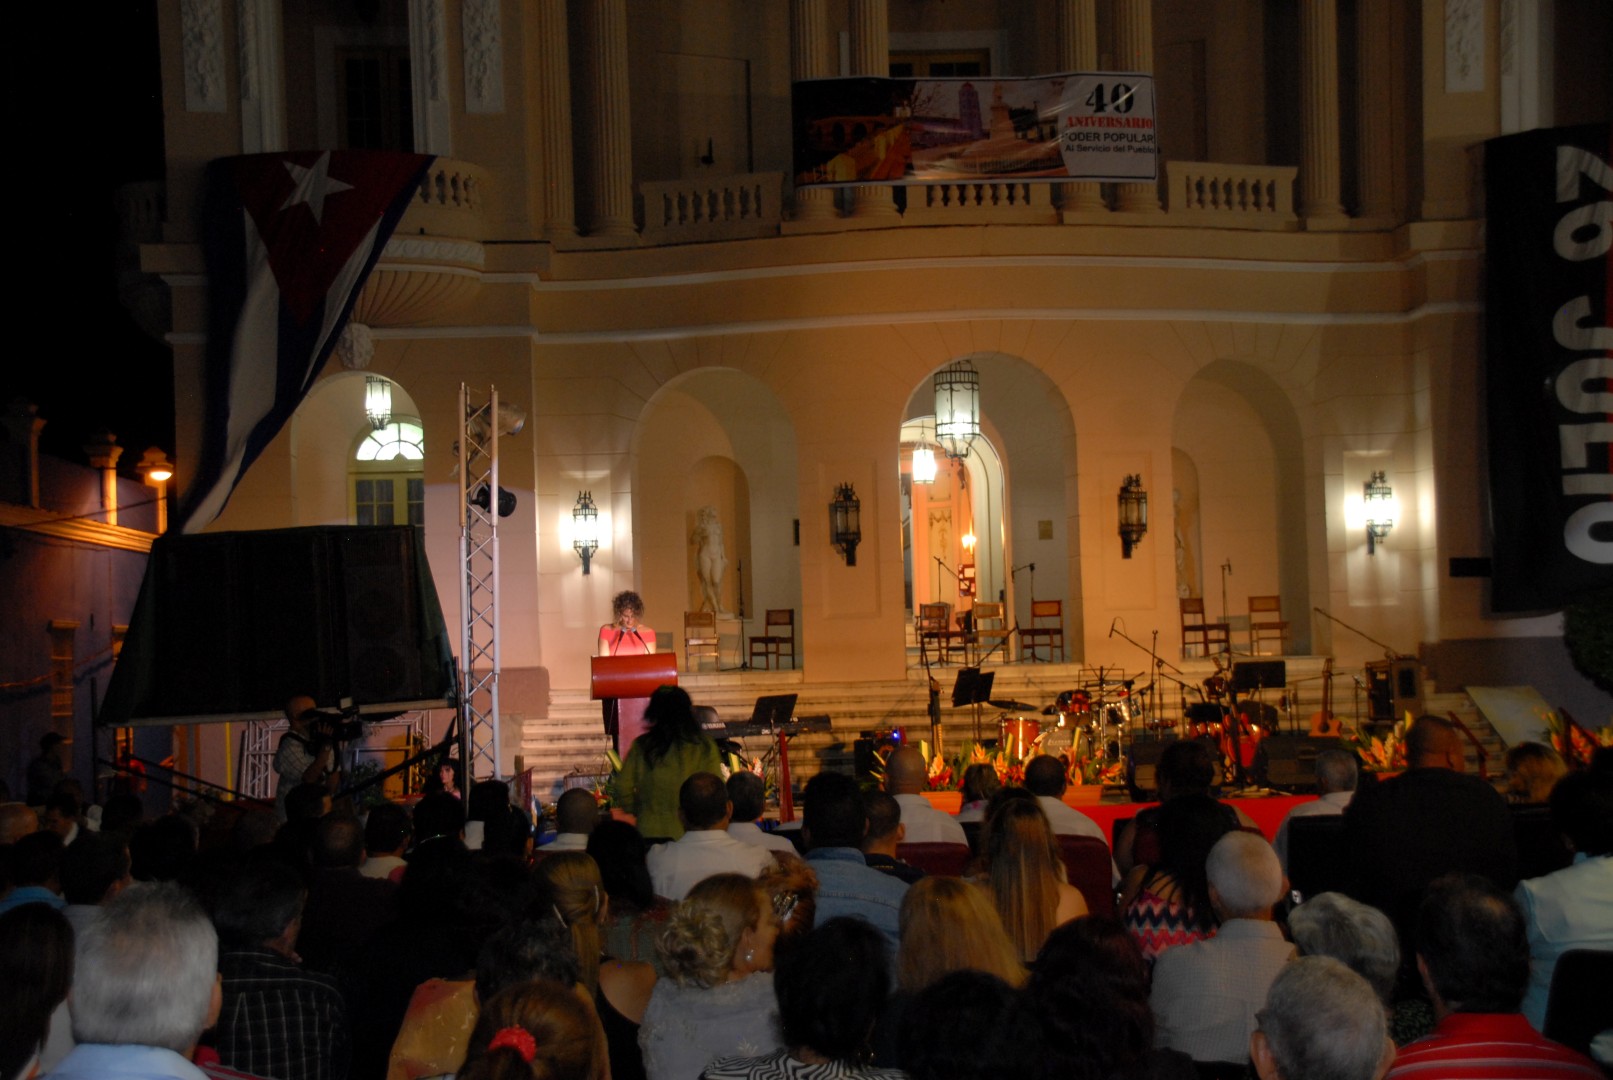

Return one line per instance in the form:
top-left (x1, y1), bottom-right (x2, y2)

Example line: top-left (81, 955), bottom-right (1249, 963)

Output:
top-left (1385, 874), bottom-right (1600, 1079)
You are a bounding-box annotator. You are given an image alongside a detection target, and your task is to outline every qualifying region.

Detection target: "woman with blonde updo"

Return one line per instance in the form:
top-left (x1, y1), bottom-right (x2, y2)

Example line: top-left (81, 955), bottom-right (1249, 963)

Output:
top-left (978, 790), bottom-right (1088, 963)
top-left (534, 853), bottom-right (657, 1080)
top-left (638, 874), bottom-right (783, 1080)
top-left (456, 977), bottom-right (606, 1080)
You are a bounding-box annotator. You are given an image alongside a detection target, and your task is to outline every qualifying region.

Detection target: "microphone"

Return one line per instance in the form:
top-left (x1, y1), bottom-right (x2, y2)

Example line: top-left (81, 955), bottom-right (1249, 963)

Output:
top-left (1224, 559), bottom-right (1233, 575)
top-left (1029, 562), bottom-right (1036, 572)
top-left (1108, 618), bottom-right (1118, 638)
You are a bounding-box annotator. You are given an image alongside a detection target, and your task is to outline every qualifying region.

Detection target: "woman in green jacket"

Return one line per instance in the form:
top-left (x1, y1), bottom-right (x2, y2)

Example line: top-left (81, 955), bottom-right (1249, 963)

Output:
top-left (618, 685), bottom-right (721, 841)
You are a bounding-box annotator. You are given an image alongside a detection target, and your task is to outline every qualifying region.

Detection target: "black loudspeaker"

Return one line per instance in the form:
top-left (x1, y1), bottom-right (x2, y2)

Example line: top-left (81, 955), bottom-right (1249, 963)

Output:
top-left (1254, 735), bottom-right (1347, 792)
top-left (1365, 659), bottom-right (1422, 723)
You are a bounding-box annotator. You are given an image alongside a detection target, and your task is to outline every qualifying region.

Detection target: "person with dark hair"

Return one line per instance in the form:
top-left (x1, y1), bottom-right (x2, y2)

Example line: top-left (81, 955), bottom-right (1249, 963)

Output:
top-left (59, 830), bottom-right (132, 934)
top-left (298, 813), bottom-right (399, 978)
top-left (0, 902), bottom-right (74, 1077)
top-left (127, 813), bottom-right (199, 882)
top-left (899, 970), bottom-right (1045, 1080)
top-left (589, 819), bottom-right (670, 975)
top-left (1024, 754), bottom-right (1111, 848)
top-left (955, 762), bottom-right (1001, 823)
top-left (25, 731), bottom-right (67, 807)
top-left (725, 771), bottom-right (795, 854)
top-left (413, 790), bottom-right (468, 848)
top-left (550, 787), bottom-right (605, 853)
top-left (99, 792), bottom-right (144, 838)
top-left (466, 778), bottom-right (519, 853)
top-left (457, 978), bottom-right (608, 1080)
top-left (362, 800), bottom-right (413, 880)
top-left (212, 860), bottom-right (351, 1080)
top-left (861, 791), bottom-right (925, 884)
top-left (1514, 768), bottom-right (1613, 1031)
top-left (618, 686), bottom-right (722, 841)
top-left (1027, 917), bottom-right (1195, 1080)
top-left (0, 829), bottom-right (66, 915)
top-left (705, 917), bottom-right (905, 1080)
top-left (275, 695), bottom-right (335, 822)
top-left (1344, 715), bottom-right (1519, 984)
top-left (1386, 874), bottom-right (1599, 1079)
top-left (599, 589), bottom-right (659, 754)
top-left (801, 770), bottom-right (910, 955)
top-left (41, 789), bottom-right (83, 846)
top-left (978, 791), bottom-right (1088, 962)
top-left (647, 772), bottom-right (773, 901)
top-left (1116, 738), bottom-right (1254, 875)
top-left (1119, 792), bottom-right (1239, 966)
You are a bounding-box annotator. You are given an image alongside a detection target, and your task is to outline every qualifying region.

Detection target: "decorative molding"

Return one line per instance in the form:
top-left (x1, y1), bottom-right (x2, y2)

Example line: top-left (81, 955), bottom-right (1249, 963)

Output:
top-left (335, 322), bottom-right (375, 369)
top-left (180, 0), bottom-right (226, 112)
top-left (408, 0), bottom-right (454, 155)
top-left (1444, 0), bottom-right (1485, 93)
top-left (0, 505), bottom-right (156, 554)
top-left (463, 0), bottom-right (504, 114)
top-left (382, 237), bottom-right (487, 266)
top-left (237, 0), bottom-right (286, 152)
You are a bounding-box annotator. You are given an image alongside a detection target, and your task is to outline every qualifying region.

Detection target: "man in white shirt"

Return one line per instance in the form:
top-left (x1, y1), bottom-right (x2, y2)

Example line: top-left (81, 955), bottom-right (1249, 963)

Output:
top-left (1025, 754), bottom-right (1119, 885)
top-left (725, 771), bottom-right (796, 854)
top-left (886, 746), bottom-right (968, 845)
top-left (648, 772), bottom-right (775, 900)
top-left (1273, 748), bottom-right (1357, 872)
top-left (545, 787), bottom-right (601, 853)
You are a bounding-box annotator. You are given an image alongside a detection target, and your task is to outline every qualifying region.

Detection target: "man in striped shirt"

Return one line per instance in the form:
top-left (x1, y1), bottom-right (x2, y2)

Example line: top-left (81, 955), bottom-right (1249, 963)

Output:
top-left (1385, 874), bottom-right (1600, 1079)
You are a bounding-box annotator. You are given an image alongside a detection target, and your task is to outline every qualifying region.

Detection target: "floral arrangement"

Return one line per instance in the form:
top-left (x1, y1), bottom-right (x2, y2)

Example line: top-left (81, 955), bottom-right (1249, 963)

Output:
top-left (1350, 717), bottom-right (1407, 774)
top-left (1540, 708), bottom-right (1613, 767)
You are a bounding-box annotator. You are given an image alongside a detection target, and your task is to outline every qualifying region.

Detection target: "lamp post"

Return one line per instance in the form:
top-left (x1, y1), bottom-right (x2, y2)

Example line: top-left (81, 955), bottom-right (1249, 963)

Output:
top-left (138, 447), bottom-right (174, 534)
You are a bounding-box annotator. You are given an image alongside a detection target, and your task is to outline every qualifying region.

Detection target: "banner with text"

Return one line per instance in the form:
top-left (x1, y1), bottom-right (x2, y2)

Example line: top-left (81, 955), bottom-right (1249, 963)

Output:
top-left (792, 72), bottom-right (1157, 187)
top-left (1485, 122), bottom-right (1613, 611)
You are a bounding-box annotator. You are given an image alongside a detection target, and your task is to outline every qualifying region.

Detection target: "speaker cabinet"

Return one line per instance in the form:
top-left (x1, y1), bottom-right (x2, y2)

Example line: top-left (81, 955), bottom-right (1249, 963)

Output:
top-left (1127, 735), bottom-right (1224, 800)
top-left (1365, 659), bottom-right (1422, 723)
top-left (1255, 735), bottom-right (1347, 792)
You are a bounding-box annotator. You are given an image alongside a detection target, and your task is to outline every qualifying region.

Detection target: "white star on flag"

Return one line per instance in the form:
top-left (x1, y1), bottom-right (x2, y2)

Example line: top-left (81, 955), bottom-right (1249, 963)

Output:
top-left (280, 153), bottom-right (354, 224)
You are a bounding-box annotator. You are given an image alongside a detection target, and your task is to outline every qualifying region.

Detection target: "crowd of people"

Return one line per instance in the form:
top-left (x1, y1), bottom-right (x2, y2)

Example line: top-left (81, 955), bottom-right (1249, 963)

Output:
top-left (2, 708), bottom-right (1610, 1080)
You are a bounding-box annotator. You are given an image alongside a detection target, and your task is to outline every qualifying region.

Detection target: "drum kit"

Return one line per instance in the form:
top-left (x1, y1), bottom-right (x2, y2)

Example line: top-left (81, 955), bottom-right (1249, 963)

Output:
top-left (987, 668), bottom-right (1156, 764)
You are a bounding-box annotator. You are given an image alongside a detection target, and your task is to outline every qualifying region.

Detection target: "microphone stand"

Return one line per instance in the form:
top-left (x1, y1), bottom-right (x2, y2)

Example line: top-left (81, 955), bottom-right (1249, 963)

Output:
top-left (735, 559), bottom-right (748, 670)
top-left (1312, 606), bottom-right (1407, 659)
top-left (1010, 562), bottom-right (1036, 662)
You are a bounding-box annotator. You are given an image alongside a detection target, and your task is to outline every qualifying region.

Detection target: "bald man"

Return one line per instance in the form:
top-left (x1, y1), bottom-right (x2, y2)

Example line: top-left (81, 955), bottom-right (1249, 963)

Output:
top-left (885, 746), bottom-right (967, 845)
top-left (1344, 715), bottom-right (1517, 985)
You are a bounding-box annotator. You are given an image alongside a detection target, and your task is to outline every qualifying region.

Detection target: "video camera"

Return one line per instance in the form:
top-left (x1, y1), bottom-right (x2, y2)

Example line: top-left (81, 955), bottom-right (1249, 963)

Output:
top-left (300, 700), bottom-right (365, 746)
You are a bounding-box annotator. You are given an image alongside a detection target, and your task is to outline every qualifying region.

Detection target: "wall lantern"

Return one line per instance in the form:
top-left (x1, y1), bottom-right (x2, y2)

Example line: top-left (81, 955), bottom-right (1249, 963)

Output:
top-left (1364, 471), bottom-right (1394, 554)
top-left (364, 375), bottom-right (393, 431)
top-left (1118, 474), bottom-right (1148, 558)
top-left (830, 483), bottom-right (862, 566)
top-left (138, 446), bottom-right (174, 534)
top-left (573, 490), bottom-right (600, 573)
top-left (911, 444), bottom-right (937, 484)
top-left (933, 359), bottom-right (980, 460)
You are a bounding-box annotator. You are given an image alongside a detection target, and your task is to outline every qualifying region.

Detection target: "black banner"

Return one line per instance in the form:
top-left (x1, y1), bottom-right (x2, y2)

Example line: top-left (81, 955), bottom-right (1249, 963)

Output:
top-left (1485, 123), bottom-right (1613, 611)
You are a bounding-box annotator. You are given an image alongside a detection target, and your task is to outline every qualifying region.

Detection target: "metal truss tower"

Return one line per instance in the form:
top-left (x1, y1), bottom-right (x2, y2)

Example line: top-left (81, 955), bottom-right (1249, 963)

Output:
top-left (458, 384), bottom-right (503, 780)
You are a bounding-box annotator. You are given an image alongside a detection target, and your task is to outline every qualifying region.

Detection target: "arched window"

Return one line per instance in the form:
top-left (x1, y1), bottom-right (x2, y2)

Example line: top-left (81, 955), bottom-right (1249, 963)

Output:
top-left (351, 418), bottom-right (425, 526)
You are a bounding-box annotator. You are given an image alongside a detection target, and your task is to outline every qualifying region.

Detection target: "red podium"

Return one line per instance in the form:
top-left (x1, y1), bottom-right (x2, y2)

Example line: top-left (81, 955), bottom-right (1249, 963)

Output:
top-left (590, 653), bottom-right (678, 701)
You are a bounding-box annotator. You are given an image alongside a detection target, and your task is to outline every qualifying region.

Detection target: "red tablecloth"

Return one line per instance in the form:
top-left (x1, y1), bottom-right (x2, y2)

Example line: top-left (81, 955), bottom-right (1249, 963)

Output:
top-left (1068, 793), bottom-right (1316, 847)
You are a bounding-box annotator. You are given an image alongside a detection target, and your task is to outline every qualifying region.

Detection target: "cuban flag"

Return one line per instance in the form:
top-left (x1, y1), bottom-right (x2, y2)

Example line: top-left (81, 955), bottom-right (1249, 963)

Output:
top-left (177, 150), bottom-right (435, 533)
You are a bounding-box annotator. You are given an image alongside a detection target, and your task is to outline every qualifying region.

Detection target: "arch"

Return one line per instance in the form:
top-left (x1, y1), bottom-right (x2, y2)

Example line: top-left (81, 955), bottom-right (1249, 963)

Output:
top-left (290, 371), bottom-right (424, 526)
top-left (901, 351), bottom-right (1082, 656)
top-left (1170, 359), bottom-right (1310, 652)
top-left (633, 369), bottom-right (800, 662)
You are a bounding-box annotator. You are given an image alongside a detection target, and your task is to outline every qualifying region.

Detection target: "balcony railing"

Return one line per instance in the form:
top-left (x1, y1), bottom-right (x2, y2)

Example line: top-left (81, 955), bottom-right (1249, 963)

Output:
top-left (1163, 161), bottom-right (1299, 230)
top-left (639, 172), bottom-right (784, 244)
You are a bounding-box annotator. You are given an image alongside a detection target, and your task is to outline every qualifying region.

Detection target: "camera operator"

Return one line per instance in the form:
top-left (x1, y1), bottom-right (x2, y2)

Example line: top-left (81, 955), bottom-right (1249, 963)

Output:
top-left (275, 694), bottom-right (336, 821)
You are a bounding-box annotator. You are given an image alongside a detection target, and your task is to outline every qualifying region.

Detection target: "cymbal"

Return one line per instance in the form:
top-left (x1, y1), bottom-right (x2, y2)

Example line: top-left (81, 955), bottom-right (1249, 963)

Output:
top-left (988, 699), bottom-right (1040, 712)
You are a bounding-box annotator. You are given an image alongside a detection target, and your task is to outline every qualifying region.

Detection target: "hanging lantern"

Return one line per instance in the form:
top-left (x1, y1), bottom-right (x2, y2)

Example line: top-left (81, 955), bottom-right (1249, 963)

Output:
top-left (364, 376), bottom-right (393, 431)
top-left (933, 360), bottom-right (980, 460)
top-left (911, 444), bottom-right (937, 484)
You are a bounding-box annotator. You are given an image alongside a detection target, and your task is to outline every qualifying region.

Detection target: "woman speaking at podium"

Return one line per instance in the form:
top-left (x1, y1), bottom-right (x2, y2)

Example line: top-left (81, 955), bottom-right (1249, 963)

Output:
top-left (599, 590), bottom-right (657, 752)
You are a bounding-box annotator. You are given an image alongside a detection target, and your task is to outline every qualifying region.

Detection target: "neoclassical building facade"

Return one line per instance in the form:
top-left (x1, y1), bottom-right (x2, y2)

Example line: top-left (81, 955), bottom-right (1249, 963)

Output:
top-left (138, 0), bottom-right (1611, 788)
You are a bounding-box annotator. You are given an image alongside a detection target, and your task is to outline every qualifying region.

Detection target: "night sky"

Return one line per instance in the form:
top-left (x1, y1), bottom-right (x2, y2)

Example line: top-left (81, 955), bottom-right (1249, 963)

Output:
top-left (8, 2), bottom-right (174, 475)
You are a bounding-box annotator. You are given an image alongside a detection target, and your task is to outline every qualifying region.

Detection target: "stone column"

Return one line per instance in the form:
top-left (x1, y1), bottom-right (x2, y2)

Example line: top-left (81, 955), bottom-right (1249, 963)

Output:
top-left (1055, 0), bottom-right (1106, 215)
top-left (791, 0), bottom-right (837, 222)
top-left (578, 0), bottom-right (636, 237)
top-left (1111, 0), bottom-right (1160, 212)
top-left (1299, 0), bottom-right (1347, 224)
top-left (537, 0), bottom-right (578, 238)
top-left (848, 0), bottom-right (899, 220)
top-left (1353, 0), bottom-right (1394, 223)
top-left (84, 431), bottom-right (124, 527)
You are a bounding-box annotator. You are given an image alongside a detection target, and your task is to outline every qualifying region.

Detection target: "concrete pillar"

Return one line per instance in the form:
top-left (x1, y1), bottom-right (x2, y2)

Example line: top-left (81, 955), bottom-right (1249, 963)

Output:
top-left (537, 0), bottom-right (579, 239)
top-left (848, 0), bottom-right (899, 221)
top-left (1299, 0), bottom-right (1348, 225)
top-left (1354, 0), bottom-right (1395, 223)
top-left (578, 0), bottom-right (636, 237)
top-left (1057, 0), bottom-right (1106, 215)
top-left (84, 431), bottom-right (124, 527)
top-left (792, 0), bottom-right (837, 222)
top-left (1111, 0), bottom-right (1161, 212)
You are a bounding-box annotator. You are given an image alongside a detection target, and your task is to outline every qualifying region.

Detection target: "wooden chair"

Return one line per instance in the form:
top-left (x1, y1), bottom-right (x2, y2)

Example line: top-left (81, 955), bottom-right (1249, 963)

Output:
top-left (683, 610), bottom-right (719, 672)
top-left (896, 841), bottom-right (973, 877)
top-left (1180, 597), bottom-right (1230, 658)
top-left (1285, 814), bottom-right (1350, 903)
top-left (971, 601), bottom-right (1010, 661)
top-left (917, 602), bottom-right (953, 662)
top-left (1247, 595), bottom-right (1290, 655)
top-left (1057, 834), bottom-right (1117, 918)
top-left (747, 609), bottom-right (796, 670)
top-left (1018, 599), bottom-right (1065, 662)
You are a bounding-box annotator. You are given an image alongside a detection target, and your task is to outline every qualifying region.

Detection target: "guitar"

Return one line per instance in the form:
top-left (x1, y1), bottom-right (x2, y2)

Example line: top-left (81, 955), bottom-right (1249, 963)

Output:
top-left (1307, 657), bottom-right (1337, 736)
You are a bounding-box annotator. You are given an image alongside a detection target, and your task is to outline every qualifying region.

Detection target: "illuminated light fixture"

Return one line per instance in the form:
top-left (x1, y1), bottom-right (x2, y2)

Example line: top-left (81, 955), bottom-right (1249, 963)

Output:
top-left (138, 446), bottom-right (174, 533)
top-left (911, 444), bottom-right (937, 485)
top-left (933, 359), bottom-right (980, 460)
top-left (1364, 471), bottom-right (1394, 555)
top-left (961, 529), bottom-right (977, 555)
top-left (1118, 474), bottom-right (1148, 558)
top-left (364, 376), bottom-right (393, 431)
top-left (573, 490), bottom-right (600, 574)
top-left (830, 483), bottom-right (862, 566)
top-left (471, 484), bottom-right (516, 518)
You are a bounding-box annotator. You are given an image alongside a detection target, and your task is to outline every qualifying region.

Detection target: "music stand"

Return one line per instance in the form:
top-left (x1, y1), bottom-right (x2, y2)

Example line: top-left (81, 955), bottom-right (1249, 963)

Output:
top-left (746, 693), bottom-right (799, 731)
top-left (1226, 660), bottom-right (1286, 787)
top-left (950, 667), bottom-right (995, 743)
